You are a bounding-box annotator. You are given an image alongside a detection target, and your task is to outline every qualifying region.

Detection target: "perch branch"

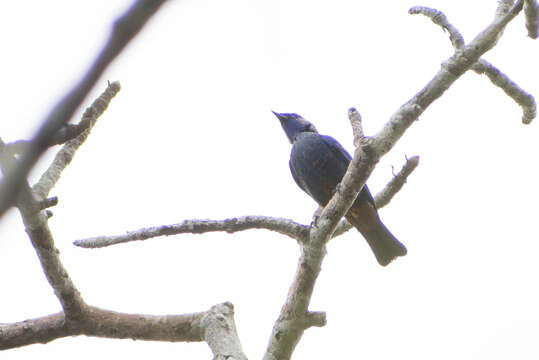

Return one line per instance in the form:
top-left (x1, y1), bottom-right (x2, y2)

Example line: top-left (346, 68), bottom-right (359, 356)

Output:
top-left (32, 81), bottom-right (121, 200)
top-left (264, 3), bottom-right (525, 360)
top-left (73, 216), bottom-right (310, 248)
top-left (73, 153), bottom-right (418, 248)
top-left (0, 0), bottom-right (166, 218)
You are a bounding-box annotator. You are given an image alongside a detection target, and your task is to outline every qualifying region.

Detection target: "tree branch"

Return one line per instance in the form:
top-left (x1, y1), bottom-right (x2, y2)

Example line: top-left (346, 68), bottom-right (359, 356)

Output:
top-left (0, 0), bottom-right (166, 219)
top-left (32, 81), bottom-right (121, 200)
top-left (374, 156), bottom-right (420, 209)
top-left (200, 302), bottom-right (248, 360)
top-left (0, 139), bottom-right (86, 319)
top-left (524, 0), bottom-right (539, 38)
top-left (410, 4), bottom-right (536, 124)
top-left (408, 6), bottom-right (465, 49)
top-left (73, 216), bottom-right (310, 248)
top-left (0, 313), bottom-right (73, 350)
top-left (0, 303), bottom-right (246, 351)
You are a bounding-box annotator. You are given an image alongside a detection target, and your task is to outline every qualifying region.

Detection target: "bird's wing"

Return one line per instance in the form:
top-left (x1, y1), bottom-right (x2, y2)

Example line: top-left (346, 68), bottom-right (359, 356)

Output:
top-left (320, 135), bottom-right (352, 162)
top-left (320, 134), bottom-right (376, 207)
top-left (289, 158), bottom-right (310, 195)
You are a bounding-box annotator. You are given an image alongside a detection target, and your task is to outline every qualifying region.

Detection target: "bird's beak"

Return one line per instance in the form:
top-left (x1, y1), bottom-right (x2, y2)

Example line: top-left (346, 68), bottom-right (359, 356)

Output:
top-left (272, 110), bottom-right (285, 122)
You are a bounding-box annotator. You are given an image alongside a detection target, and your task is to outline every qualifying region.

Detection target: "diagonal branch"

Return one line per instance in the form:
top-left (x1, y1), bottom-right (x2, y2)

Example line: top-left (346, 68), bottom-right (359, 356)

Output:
top-left (32, 81), bottom-right (121, 200)
top-left (331, 155), bottom-right (420, 238)
top-left (73, 216), bottom-right (310, 248)
top-left (263, 3), bottom-right (525, 360)
top-left (0, 0), bottom-right (166, 219)
top-left (0, 139), bottom-right (86, 319)
top-left (410, 4), bottom-right (536, 124)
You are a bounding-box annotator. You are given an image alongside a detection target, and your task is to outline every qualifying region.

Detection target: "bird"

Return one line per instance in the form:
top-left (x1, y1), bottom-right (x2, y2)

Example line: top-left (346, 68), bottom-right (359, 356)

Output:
top-left (273, 111), bottom-right (407, 266)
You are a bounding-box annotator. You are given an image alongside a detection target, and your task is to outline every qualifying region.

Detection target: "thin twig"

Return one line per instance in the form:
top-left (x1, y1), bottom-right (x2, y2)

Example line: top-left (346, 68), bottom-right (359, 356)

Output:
top-left (409, 6), bottom-right (464, 49)
top-left (32, 81), bottom-right (121, 200)
top-left (524, 0), bottom-right (539, 38)
top-left (38, 196), bottom-right (58, 210)
top-left (374, 156), bottom-right (420, 209)
top-left (348, 107), bottom-right (365, 148)
top-left (473, 60), bottom-right (536, 123)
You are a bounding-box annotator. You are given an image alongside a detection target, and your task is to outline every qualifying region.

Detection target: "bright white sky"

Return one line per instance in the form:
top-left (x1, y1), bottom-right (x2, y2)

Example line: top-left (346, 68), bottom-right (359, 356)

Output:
top-left (1, 1), bottom-right (538, 359)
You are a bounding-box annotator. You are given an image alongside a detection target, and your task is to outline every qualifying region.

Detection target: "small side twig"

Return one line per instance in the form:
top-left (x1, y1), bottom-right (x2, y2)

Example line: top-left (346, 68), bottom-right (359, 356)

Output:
top-left (409, 6), bottom-right (464, 49)
top-left (374, 156), bottom-right (420, 209)
top-left (38, 196), bottom-right (58, 210)
top-left (348, 107), bottom-right (365, 148)
top-left (524, 0), bottom-right (539, 38)
top-left (473, 60), bottom-right (536, 123)
top-left (32, 81), bottom-right (121, 200)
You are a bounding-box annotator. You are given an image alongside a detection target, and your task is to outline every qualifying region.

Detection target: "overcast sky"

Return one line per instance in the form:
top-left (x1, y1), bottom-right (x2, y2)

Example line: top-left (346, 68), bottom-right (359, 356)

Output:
top-left (1, 1), bottom-right (539, 359)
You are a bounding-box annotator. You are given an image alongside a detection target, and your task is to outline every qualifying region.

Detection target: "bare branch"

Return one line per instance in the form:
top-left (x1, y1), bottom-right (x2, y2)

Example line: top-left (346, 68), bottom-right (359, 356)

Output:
top-left (497, 0), bottom-right (516, 18)
top-left (0, 313), bottom-right (73, 350)
top-left (201, 302), bottom-right (248, 360)
top-left (348, 107), bottom-right (365, 148)
top-left (0, 303), bottom-right (238, 350)
top-left (473, 60), bottom-right (536, 123)
top-left (409, 6), bottom-right (464, 49)
top-left (0, 141), bottom-right (86, 318)
top-left (0, 0), bottom-right (166, 219)
top-left (374, 156), bottom-right (420, 209)
top-left (524, 0), bottom-right (539, 38)
top-left (304, 311), bottom-right (327, 328)
top-left (32, 81), bottom-right (121, 200)
top-left (331, 219), bottom-right (353, 238)
top-left (38, 196), bottom-right (58, 210)
top-left (82, 306), bottom-right (204, 342)
top-left (411, 4), bottom-right (536, 124)
top-left (73, 216), bottom-right (310, 248)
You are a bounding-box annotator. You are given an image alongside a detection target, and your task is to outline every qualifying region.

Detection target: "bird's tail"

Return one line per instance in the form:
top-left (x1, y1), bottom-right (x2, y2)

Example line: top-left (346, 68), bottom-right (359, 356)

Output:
top-left (345, 206), bottom-right (407, 266)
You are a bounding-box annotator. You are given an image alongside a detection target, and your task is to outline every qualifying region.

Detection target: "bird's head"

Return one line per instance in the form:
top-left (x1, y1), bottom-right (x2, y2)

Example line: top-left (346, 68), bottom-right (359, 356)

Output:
top-left (272, 111), bottom-right (317, 143)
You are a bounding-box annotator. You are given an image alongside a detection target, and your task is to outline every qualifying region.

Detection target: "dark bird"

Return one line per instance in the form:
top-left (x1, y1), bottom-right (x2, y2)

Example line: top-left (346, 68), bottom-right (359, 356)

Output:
top-left (273, 111), bottom-right (407, 266)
